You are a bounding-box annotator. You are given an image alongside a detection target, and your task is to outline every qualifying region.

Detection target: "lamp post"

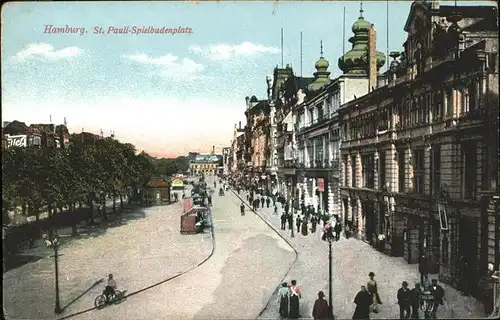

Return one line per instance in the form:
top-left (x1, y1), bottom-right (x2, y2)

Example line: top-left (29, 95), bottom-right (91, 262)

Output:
top-left (43, 231), bottom-right (62, 314)
top-left (323, 223), bottom-right (336, 319)
top-left (420, 282), bottom-right (435, 319)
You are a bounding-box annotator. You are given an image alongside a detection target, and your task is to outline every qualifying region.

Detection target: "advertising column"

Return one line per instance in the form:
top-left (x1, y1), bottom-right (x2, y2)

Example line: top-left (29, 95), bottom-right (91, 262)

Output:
top-left (317, 178), bottom-right (325, 214)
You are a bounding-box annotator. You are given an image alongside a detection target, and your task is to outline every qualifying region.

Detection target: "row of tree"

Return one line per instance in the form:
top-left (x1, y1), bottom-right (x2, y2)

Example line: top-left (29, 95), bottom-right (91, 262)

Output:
top-left (2, 136), bottom-right (155, 231)
top-left (151, 156), bottom-right (190, 177)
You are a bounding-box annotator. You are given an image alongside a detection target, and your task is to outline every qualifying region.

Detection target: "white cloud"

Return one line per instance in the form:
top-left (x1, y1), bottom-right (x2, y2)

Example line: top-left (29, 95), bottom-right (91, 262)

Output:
top-left (189, 42), bottom-right (280, 61)
top-left (13, 43), bottom-right (83, 62)
top-left (123, 53), bottom-right (205, 79)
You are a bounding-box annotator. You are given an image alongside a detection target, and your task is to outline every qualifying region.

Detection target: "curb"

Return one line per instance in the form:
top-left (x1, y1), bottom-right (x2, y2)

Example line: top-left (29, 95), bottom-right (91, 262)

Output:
top-left (56, 207), bottom-right (216, 320)
top-left (229, 189), bottom-right (299, 319)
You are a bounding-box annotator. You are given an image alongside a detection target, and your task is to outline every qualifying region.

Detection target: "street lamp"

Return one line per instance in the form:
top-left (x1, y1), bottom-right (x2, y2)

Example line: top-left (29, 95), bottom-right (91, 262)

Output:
top-left (42, 231), bottom-right (62, 314)
top-left (323, 223), bottom-right (336, 319)
top-left (420, 282), bottom-right (435, 319)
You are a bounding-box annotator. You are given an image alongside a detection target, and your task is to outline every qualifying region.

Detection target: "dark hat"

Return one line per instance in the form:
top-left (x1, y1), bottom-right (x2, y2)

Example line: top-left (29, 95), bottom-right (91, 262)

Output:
top-left (282, 282), bottom-right (288, 287)
top-left (369, 272), bottom-right (375, 277)
top-left (318, 291), bottom-right (325, 298)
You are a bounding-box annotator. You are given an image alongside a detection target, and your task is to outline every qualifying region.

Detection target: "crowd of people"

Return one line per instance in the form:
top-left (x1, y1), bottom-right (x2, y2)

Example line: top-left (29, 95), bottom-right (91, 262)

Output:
top-left (221, 175), bottom-right (449, 320)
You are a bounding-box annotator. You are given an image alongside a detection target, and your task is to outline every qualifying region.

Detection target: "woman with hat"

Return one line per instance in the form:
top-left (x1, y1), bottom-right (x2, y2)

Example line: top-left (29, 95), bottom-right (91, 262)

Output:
top-left (367, 272), bottom-right (382, 313)
top-left (277, 282), bottom-right (290, 318)
top-left (312, 291), bottom-right (329, 320)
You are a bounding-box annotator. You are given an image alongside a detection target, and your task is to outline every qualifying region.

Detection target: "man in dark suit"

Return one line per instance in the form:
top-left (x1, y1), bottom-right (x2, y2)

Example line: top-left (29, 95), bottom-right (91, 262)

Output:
top-left (397, 281), bottom-right (411, 319)
top-left (409, 283), bottom-right (422, 319)
top-left (430, 279), bottom-right (445, 318)
top-left (419, 254), bottom-right (429, 285)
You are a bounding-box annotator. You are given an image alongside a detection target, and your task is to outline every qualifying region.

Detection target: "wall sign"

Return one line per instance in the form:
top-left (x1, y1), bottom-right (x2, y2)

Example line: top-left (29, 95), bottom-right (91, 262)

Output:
top-left (317, 178), bottom-right (325, 192)
top-left (7, 135), bottom-right (27, 148)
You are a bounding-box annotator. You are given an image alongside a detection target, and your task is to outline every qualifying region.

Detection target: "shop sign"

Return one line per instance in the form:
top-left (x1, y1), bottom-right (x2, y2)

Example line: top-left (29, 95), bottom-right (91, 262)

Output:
top-left (317, 178), bottom-right (325, 192)
top-left (7, 135), bottom-right (27, 148)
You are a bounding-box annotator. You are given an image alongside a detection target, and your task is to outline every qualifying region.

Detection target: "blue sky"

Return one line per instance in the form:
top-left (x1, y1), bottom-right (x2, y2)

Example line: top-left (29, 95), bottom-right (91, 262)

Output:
top-left (2, 1), bottom-right (495, 157)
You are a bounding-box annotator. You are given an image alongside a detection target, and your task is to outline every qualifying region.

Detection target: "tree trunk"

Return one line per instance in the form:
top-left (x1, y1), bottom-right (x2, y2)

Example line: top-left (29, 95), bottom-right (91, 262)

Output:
top-left (78, 201), bottom-right (83, 209)
top-left (48, 203), bottom-right (52, 219)
top-left (120, 195), bottom-right (124, 211)
top-left (88, 193), bottom-right (95, 224)
top-left (22, 203), bottom-right (27, 215)
top-left (101, 196), bottom-right (108, 221)
top-left (112, 193), bottom-right (116, 213)
top-left (71, 204), bottom-right (78, 237)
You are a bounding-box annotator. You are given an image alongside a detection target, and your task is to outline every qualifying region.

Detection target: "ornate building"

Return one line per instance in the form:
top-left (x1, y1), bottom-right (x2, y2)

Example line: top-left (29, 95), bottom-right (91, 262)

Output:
top-left (244, 95), bottom-right (270, 188)
top-left (189, 154), bottom-right (221, 176)
top-left (228, 122), bottom-right (245, 176)
top-left (339, 0), bottom-right (498, 303)
top-left (294, 8), bottom-right (386, 218)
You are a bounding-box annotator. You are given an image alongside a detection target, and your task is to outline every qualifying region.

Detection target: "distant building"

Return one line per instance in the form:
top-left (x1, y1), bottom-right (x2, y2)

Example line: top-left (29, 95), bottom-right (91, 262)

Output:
top-left (189, 154), bottom-right (222, 176)
top-left (2, 120), bottom-right (70, 150)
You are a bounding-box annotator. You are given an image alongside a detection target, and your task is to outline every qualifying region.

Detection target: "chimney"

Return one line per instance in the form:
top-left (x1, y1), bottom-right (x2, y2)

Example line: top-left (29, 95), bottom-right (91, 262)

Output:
top-left (239, 121), bottom-right (241, 129)
top-left (368, 24), bottom-right (377, 92)
top-left (212, 145), bottom-right (215, 154)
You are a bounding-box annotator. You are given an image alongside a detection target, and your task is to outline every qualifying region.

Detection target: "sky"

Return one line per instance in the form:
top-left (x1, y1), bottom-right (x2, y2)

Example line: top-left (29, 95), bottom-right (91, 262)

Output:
top-left (2, 1), bottom-right (496, 158)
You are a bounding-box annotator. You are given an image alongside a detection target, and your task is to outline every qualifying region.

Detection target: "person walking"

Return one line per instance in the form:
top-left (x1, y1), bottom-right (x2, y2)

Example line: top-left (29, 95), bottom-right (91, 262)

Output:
top-left (312, 291), bottom-right (329, 320)
top-left (261, 196), bottom-right (265, 208)
top-left (296, 216), bottom-right (302, 234)
top-left (277, 282), bottom-right (290, 319)
top-left (301, 216), bottom-right (309, 236)
top-left (240, 202), bottom-right (245, 216)
top-left (353, 285), bottom-right (372, 319)
top-left (430, 279), bottom-right (445, 319)
top-left (419, 254), bottom-right (429, 285)
top-left (285, 202), bottom-right (290, 215)
top-left (367, 272), bottom-right (382, 313)
top-left (280, 213), bottom-right (287, 230)
top-left (409, 283), bottom-right (422, 319)
top-left (311, 216), bottom-right (317, 233)
top-left (288, 214), bottom-right (293, 230)
top-left (334, 221), bottom-right (342, 241)
top-left (289, 280), bottom-right (302, 319)
top-left (266, 197), bottom-right (271, 208)
top-left (397, 281), bottom-right (411, 319)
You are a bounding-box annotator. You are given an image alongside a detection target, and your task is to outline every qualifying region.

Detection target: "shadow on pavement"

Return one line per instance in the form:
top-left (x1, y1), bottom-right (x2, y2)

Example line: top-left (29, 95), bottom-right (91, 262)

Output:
top-left (61, 279), bottom-right (104, 312)
top-left (4, 205), bottom-right (154, 274)
top-left (3, 254), bottom-right (44, 272)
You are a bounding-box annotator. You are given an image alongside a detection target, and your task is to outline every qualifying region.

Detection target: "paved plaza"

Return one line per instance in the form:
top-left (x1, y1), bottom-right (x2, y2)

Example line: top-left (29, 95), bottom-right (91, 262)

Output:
top-left (233, 190), bottom-right (487, 320)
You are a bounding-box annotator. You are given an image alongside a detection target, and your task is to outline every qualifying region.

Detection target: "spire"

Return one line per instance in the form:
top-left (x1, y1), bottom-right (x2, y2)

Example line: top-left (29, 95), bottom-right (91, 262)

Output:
top-left (308, 40), bottom-right (330, 92)
top-left (320, 40), bottom-right (324, 58)
top-left (360, 1), bottom-right (364, 18)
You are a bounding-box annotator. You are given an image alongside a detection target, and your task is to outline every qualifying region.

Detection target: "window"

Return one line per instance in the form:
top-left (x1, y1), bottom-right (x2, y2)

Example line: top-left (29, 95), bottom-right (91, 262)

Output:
top-left (315, 137), bottom-right (323, 163)
top-left (351, 155), bottom-right (357, 187)
top-left (379, 151), bottom-right (386, 189)
top-left (362, 154), bottom-right (375, 189)
top-left (398, 149), bottom-right (405, 192)
top-left (317, 106), bottom-right (324, 122)
top-left (441, 234), bottom-right (449, 265)
top-left (413, 149), bottom-right (425, 194)
top-left (446, 88), bottom-right (453, 117)
top-left (378, 110), bottom-right (388, 131)
top-left (432, 146), bottom-right (441, 195)
top-left (461, 142), bottom-right (477, 200)
top-left (432, 91), bottom-right (442, 121)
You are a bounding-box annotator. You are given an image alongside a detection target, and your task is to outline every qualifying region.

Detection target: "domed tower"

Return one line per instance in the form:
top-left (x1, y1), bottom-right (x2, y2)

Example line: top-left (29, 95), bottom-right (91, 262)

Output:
top-left (308, 41), bottom-right (331, 92)
top-left (338, 4), bottom-right (386, 75)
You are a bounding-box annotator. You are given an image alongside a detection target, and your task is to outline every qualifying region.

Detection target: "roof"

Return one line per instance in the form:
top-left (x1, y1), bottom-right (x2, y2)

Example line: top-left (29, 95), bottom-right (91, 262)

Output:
top-left (147, 178), bottom-right (171, 188)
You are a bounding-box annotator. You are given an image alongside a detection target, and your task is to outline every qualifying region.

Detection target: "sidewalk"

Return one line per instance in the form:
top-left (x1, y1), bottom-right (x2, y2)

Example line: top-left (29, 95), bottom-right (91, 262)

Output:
top-left (233, 190), bottom-right (486, 320)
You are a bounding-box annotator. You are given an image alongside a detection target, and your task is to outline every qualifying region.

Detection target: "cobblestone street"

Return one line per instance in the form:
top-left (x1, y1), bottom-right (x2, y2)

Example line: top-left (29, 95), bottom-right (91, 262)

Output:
top-left (233, 190), bottom-right (487, 320)
top-left (3, 201), bottom-right (213, 320)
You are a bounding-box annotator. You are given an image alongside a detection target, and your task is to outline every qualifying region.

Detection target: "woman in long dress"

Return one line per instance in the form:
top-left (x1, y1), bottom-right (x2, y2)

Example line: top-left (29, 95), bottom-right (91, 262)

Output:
top-left (289, 280), bottom-right (302, 319)
top-left (277, 282), bottom-right (290, 318)
top-left (367, 272), bottom-right (382, 313)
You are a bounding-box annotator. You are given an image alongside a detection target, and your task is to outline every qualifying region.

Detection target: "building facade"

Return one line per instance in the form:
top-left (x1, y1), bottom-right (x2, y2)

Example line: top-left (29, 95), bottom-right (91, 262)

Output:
top-left (294, 9), bottom-right (386, 218)
top-left (189, 154), bottom-right (221, 176)
top-left (244, 96), bottom-right (270, 188)
top-left (340, 0), bottom-right (499, 302)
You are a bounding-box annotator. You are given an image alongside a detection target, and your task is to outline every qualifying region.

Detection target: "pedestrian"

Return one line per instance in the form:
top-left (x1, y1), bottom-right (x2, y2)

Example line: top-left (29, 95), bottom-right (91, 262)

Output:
top-left (266, 197), bottom-right (271, 208)
top-left (277, 282), bottom-right (290, 318)
top-left (367, 272), bottom-right (382, 313)
top-left (353, 285), bottom-right (372, 319)
top-left (261, 197), bottom-right (265, 208)
top-left (246, 194), bottom-right (250, 202)
top-left (296, 216), bottom-right (302, 233)
top-left (285, 202), bottom-right (290, 215)
top-left (289, 280), bottom-right (302, 319)
top-left (419, 254), bottom-right (429, 285)
top-left (430, 279), bottom-right (445, 318)
top-left (301, 216), bottom-right (309, 236)
top-left (207, 194), bottom-right (212, 206)
top-left (312, 291), bottom-right (329, 320)
top-left (311, 216), bottom-right (317, 233)
top-left (274, 205), bottom-right (278, 215)
top-left (334, 221), bottom-right (342, 241)
top-left (410, 283), bottom-right (421, 319)
top-left (281, 213), bottom-right (287, 230)
top-left (240, 202), bottom-right (245, 216)
top-left (288, 214), bottom-right (293, 230)
top-left (397, 281), bottom-right (411, 319)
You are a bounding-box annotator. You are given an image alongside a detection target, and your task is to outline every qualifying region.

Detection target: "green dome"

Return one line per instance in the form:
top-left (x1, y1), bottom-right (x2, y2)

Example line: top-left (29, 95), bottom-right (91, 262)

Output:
top-left (315, 57), bottom-right (329, 69)
top-left (352, 16), bottom-right (371, 33)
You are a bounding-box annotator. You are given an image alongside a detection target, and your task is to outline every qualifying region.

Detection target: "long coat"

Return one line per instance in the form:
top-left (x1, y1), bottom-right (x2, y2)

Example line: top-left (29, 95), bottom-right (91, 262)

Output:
top-left (353, 290), bottom-right (372, 319)
top-left (312, 298), bottom-right (329, 320)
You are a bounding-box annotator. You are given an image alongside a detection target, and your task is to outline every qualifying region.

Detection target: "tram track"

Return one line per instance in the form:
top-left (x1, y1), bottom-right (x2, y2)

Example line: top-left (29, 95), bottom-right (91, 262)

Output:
top-left (228, 188), bottom-right (299, 319)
